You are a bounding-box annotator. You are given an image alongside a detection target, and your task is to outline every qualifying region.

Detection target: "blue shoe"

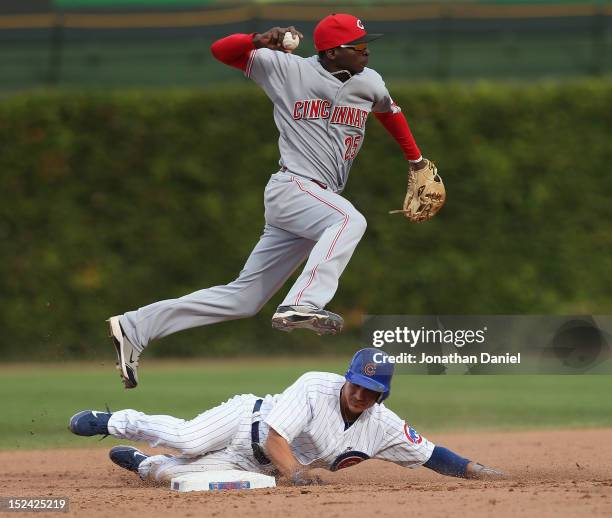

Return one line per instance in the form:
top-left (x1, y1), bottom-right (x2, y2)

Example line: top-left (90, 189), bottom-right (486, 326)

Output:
top-left (109, 445), bottom-right (149, 473)
top-left (69, 410), bottom-right (112, 436)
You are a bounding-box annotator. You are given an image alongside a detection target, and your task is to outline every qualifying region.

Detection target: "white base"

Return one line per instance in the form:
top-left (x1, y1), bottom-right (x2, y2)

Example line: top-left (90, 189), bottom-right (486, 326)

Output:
top-left (170, 470), bottom-right (277, 492)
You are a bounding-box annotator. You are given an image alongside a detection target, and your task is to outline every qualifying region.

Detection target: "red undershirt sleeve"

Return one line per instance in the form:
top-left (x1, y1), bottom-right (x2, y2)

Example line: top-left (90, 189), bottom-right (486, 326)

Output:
top-left (210, 33), bottom-right (256, 71)
top-left (374, 110), bottom-right (422, 162)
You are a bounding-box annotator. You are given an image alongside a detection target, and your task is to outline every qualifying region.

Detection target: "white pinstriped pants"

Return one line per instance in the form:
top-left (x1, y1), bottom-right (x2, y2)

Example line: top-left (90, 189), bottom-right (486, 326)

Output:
top-left (120, 172), bottom-right (367, 350)
top-left (107, 394), bottom-right (268, 481)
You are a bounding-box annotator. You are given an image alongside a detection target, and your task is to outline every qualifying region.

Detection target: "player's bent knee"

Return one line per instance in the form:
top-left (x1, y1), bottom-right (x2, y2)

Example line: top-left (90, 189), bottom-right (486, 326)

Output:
top-left (232, 298), bottom-right (264, 318)
top-left (158, 424), bottom-right (211, 456)
top-left (218, 286), bottom-right (268, 318)
top-left (173, 435), bottom-right (211, 456)
top-left (235, 306), bottom-right (260, 318)
top-left (349, 212), bottom-right (367, 237)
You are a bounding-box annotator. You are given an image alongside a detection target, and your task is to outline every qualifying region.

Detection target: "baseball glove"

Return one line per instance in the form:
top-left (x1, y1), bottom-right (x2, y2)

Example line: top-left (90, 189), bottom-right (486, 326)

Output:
top-left (389, 159), bottom-right (446, 222)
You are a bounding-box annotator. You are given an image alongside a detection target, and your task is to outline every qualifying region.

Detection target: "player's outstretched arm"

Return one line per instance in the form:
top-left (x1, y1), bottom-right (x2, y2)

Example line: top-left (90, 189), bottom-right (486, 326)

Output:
top-left (465, 461), bottom-right (506, 480)
top-left (210, 27), bottom-right (303, 71)
top-left (423, 445), bottom-right (505, 479)
top-left (265, 428), bottom-right (322, 486)
top-left (373, 110), bottom-right (428, 170)
top-left (374, 106), bottom-right (445, 220)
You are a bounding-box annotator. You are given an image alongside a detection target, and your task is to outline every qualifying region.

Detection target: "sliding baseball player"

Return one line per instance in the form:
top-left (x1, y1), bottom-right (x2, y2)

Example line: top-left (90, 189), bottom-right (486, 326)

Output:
top-left (70, 349), bottom-right (501, 485)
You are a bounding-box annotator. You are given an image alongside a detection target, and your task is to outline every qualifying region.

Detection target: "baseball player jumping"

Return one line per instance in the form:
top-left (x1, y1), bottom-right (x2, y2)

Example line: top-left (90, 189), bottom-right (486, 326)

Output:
top-left (109, 14), bottom-right (435, 388)
top-left (69, 349), bottom-right (502, 485)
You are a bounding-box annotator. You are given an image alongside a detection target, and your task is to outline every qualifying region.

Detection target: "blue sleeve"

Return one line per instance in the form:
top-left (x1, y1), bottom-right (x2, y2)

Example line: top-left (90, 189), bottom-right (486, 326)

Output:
top-left (423, 445), bottom-right (471, 478)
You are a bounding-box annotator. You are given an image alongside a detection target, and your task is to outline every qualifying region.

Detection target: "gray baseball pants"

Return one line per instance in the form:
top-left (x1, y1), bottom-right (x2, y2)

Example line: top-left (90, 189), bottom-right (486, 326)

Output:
top-left (120, 172), bottom-right (367, 351)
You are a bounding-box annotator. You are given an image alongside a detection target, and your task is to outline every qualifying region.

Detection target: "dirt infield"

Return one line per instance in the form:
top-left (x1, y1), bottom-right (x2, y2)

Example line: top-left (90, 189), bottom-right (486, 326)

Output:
top-left (2, 428), bottom-right (611, 517)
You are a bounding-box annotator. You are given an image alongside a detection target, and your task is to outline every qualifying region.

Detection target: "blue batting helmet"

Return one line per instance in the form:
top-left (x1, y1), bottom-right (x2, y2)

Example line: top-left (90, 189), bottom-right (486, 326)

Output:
top-left (345, 348), bottom-right (394, 403)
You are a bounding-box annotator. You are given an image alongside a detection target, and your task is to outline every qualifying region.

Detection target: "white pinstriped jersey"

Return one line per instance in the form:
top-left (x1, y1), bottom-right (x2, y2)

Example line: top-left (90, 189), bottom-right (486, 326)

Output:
top-left (108, 371), bottom-right (435, 480)
top-left (259, 372), bottom-right (434, 469)
top-left (245, 49), bottom-right (399, 193)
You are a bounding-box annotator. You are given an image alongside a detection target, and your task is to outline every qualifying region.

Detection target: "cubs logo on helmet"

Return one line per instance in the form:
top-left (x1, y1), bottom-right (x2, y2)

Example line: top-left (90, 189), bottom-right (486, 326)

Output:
top-left (345, 348), bottom-right (394, 403)
top-left (403, 423), bottom-right (422, 445)
top-left (362, 362), bottom-right (377, 376)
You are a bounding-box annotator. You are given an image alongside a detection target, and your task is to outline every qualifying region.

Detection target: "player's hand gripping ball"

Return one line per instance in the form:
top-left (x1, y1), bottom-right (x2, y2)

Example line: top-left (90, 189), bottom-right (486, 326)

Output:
top-left (282, 31), bottom-right (300, 51)
top-left (253, 26), bottom-right (303, 53)
top-left (389, 158), bottom-right (446, 222)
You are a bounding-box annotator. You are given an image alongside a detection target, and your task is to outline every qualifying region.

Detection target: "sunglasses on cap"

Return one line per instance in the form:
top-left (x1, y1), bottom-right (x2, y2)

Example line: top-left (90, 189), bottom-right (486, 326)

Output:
top-left (339, 42), bottom-right (369, 52)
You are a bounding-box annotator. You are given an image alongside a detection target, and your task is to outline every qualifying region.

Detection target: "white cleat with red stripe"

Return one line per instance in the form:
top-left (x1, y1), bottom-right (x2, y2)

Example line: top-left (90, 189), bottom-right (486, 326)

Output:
top-left (272, 305), bottom-right (343, 335)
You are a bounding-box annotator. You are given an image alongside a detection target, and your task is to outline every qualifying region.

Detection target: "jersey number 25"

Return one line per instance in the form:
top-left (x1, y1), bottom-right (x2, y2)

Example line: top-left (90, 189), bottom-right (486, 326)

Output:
top-left (344, 135), bottom-right (362, 161)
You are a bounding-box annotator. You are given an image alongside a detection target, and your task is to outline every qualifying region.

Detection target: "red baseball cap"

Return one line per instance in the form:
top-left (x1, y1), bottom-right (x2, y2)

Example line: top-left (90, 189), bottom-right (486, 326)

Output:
top-left (313, 13), bottom-right (383, 51)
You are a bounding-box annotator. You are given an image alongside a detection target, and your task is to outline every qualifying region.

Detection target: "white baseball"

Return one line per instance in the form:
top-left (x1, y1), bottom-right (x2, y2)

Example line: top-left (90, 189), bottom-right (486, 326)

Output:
top-left (282, 32), bottom-right (300, 51)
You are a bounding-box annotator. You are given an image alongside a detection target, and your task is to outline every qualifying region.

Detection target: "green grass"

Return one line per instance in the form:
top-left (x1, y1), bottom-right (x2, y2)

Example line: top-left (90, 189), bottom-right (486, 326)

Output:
top-left (1, 359), bottom-right (612, 450)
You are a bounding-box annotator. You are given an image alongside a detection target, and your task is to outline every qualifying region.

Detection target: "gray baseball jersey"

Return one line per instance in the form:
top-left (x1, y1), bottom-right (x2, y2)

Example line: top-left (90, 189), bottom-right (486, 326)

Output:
top-left (246, 48), bottom-right (397, 193)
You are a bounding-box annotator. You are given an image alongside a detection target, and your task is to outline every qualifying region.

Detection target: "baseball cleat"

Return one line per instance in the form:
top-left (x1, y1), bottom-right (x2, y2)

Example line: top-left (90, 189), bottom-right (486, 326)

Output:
top-left (108, 316), bottom-right (140, 389)
top-left (69, 410), bottom-right (112, 436)
top-left (109, 445), bottom-right (149, 473)
top-left (271, 305), bottom-right (344, 335)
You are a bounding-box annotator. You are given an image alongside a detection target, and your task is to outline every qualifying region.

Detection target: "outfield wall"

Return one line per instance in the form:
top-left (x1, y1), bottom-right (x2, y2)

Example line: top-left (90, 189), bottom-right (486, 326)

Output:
top-left (1, 2), bottom-right (611, 88)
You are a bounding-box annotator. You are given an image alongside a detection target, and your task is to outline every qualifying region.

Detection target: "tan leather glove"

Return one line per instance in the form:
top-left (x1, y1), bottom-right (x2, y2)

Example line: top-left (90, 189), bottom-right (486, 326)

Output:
top-left (390, 158), bottom-right (446, 222)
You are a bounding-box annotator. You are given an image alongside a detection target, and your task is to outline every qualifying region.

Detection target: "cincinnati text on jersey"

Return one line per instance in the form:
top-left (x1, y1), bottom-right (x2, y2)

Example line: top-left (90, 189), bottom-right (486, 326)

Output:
top-left (292, 99), bottom-right (369, 129)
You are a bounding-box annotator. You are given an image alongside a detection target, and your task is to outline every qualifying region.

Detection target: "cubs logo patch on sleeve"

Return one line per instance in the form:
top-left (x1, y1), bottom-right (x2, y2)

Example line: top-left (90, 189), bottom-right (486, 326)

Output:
top-left (330, 450), bottom-right (370, 471)
top-left (403, 423), bottom-right (423, 445)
